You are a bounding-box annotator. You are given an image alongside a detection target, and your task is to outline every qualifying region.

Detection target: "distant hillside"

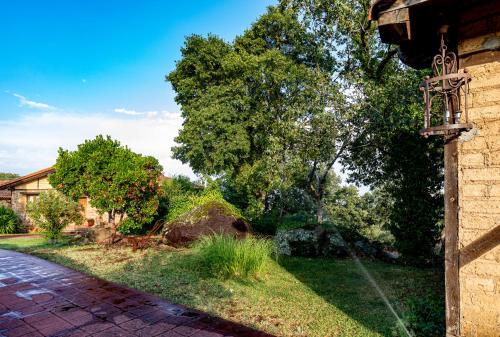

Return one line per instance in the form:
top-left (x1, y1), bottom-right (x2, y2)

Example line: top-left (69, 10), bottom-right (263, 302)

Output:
top-left (0, 172), bottom-right (19, 181)
top-left (0, 173), bottom-right (19, 181)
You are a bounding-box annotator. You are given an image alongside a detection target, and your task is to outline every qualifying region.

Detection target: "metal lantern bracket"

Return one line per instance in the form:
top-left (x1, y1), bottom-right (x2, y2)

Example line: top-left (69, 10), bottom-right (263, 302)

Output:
top-left (418, 27), bottom-right (475, 337)
top-left (420, 33), bottom-right (473, 137)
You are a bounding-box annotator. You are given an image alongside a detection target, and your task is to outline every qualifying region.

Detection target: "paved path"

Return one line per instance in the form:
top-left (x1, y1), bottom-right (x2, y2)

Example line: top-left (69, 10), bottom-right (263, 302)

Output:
top-left (0, 250), bottom-right (274, 337)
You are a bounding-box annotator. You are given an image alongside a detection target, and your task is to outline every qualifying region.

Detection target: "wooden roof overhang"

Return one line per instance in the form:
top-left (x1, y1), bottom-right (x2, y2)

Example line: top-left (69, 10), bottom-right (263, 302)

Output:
top-left (369, 0), bottom-right (500, 69)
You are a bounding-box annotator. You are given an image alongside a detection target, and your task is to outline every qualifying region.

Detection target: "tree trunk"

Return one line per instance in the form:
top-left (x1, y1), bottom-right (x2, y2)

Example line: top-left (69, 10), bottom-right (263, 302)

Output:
top-left (108, 210), bottom-right (114, 227)
top-left (108, 209), bottom-right (116, 244)
top-left (316, 197), bottom-right (323, 224)
top-left (315, 180), bottom-right (327, 224)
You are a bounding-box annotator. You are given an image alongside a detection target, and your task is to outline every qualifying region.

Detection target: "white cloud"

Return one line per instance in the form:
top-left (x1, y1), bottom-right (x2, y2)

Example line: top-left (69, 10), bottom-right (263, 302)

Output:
top-left (114, 108), bottom-right (182, 122)
top-left (114, 108), bottom-right (143, 116)
top-left (0, 112), bottom-right (194, 178)
top-left (9, 92), bottom-right (55, 110)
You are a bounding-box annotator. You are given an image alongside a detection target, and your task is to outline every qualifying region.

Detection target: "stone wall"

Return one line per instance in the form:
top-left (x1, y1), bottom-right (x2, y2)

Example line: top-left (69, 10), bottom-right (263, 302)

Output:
top-left (11, 190), bottom-right (32, 230)
top-left (458, 60), bottom-right (500, 337)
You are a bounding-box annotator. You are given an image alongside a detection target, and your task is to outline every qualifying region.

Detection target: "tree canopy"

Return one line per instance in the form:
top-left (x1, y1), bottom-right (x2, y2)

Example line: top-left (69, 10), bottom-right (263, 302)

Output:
top-left (168, 2), bottom-right (444, 263)
top-left (168, 7), bottom-right (350, 221)
top-left (49, 135), bottom-right (163, 234)
top-left (280, 0), bottom-right (444, 262)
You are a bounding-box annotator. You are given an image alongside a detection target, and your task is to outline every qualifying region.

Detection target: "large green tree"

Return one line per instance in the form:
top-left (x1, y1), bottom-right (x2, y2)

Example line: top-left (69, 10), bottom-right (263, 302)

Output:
top-left (49, 135), bottom-right (163, 235)
top-left (169, 1), bottom-right (444, 261)
top-left (281, 0), bottom-right (444, 262)
top-left (168, 7), bottom-right (350, 220)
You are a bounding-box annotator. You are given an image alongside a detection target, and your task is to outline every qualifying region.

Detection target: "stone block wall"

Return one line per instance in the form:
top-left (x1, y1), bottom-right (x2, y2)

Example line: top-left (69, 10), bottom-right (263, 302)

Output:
top-left (11, 190), bottom-right (33, 231)
top-left (458, 60), bottom-right (500, 337)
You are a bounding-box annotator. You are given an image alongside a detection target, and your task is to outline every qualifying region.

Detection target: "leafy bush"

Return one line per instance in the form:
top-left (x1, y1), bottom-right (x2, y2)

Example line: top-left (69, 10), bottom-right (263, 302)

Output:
top-left (157, 175), bottom-right (200, 222)
top-left (118, 218), bottom-right (143, 235)
top-left (393, 295), bottom-right (445, 337)
top-left (194, 234), bottom-right (274, 279)
top-left (167, 187), bottom-right (241, 223)
top-left (253, 210), bottom-right (318, 235)
top-left (26, 191), bottom-right (83, 242)
top-left (251, 211), bottom-right (280, 235)
top-left (0, 206), bottom-right (21, 234)
top-left (163, 175), bottom-right (199, 197)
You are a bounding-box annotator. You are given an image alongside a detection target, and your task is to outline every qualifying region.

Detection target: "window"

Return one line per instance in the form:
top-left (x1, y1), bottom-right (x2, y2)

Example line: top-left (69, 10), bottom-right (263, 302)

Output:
top-left (26, 194), bottom-right (38, 204)
top-left (78, 197), bottom-right (88, 217)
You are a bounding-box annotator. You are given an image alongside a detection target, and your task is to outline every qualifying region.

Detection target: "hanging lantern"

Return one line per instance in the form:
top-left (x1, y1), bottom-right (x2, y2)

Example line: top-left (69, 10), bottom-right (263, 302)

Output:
top-left (420, 29), bottom-right (473, 137)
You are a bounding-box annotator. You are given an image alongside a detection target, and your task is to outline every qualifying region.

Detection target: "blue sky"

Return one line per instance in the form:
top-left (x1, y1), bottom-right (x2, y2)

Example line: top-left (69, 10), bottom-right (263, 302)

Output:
top-left (0, 0), bottom-right (274, 176)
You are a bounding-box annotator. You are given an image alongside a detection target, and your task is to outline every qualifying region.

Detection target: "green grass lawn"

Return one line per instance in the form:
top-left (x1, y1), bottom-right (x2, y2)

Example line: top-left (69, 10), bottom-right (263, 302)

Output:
top-left (0, 236), bottom-right (443, 337)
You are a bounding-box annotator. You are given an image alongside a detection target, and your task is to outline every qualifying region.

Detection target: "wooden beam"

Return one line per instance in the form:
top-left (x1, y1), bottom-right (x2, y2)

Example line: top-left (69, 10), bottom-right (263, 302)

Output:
top-left (377, 8), bottom-right (412, 43)
top-left (460, 50), bottom-right (500, 68)
top-left (460, 1), bottom-right (500, 24)
top-left (460, 225), bottom-right (500, 267)
top-left (370, 0), bottom-right (430, 20)
top-left (444, 137), bottom-right (460, 337)
top-left (378, 7), bottom-right (410, 26)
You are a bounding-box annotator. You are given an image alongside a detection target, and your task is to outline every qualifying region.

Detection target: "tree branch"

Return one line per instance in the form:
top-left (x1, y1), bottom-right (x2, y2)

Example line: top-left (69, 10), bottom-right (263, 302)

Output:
top-left (307, 160), bottom-right (318, 185)
top-left (375, 48), bottom-right (398, 81)
top-left (319, 140), bottom-right (349, 186)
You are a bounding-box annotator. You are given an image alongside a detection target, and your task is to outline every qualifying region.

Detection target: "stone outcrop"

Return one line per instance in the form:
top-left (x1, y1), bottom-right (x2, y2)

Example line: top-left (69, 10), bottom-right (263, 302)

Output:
top-left (162, 201), bottom-right (250, 246)
top-left (275, 226), bottom-right (395, 261)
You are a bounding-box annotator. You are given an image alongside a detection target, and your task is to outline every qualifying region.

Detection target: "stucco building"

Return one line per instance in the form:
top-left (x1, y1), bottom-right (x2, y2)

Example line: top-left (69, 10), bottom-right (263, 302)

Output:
top-left (0, 167), bottom-right (103, 231)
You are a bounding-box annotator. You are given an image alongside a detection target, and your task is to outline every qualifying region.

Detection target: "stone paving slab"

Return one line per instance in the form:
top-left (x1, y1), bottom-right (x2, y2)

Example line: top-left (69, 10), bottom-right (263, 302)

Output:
top-left (0, 250), bottom-right (275, 337)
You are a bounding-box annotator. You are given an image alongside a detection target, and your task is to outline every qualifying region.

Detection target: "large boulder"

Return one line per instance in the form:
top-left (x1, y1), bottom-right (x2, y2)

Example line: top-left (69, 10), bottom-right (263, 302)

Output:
top-left (275, 226), bottom-right (395, 261)
top-left (275, 226), bottom-right (349, 257)
top-left (162, 201), bottom-right (250, 246)
top-left (71, 223), bottom-right (123, 245)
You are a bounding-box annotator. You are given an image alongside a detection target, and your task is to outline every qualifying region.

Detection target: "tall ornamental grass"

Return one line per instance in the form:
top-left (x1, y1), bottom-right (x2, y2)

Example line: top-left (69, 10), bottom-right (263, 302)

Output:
top-left (195, 234), bottom-right (275, 279)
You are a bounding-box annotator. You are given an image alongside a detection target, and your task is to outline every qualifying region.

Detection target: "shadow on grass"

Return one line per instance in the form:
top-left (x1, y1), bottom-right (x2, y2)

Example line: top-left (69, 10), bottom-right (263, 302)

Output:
top-left (1, 238), bottom-right (445, 337)
top-left (97, 248), bottom-right (234, 309)
top-left (279, 256), bottom-right (443, 337)
top-left (0, 237), bottom-right (234, 311)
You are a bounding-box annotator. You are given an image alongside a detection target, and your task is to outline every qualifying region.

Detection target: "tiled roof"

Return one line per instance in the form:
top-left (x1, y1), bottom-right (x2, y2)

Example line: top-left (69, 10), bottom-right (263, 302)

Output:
top-left (0, 167), bottom-right (55, 190)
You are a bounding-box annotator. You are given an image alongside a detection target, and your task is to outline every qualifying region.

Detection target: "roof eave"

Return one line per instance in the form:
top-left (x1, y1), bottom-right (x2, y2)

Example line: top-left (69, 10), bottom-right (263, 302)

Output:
top-left (0, 167), bottom-right (55, 190)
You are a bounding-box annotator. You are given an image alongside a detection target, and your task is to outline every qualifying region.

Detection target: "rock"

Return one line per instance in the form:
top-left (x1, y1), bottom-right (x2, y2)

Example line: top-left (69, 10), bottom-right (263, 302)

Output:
top-left (69, 228), bottom-right (96, 244)
top-left (275, 228), bottom-right (318, 257)
top-left (354, 240), bottom-right (378, 257)
top-left (381, 249), bottom-right (400, 262)
top-left (93, 227), bottom-right (113, 243)
top-left (322, 231), bottom-right (349, 257)
top-left (162, 201), bottom-right (250, 246)
top-left (275, 226), bottom-right (398, 260)
top-left (275, 227), bottom-right (348, 257)
top-left (79, 225), bottom-right (117, 244)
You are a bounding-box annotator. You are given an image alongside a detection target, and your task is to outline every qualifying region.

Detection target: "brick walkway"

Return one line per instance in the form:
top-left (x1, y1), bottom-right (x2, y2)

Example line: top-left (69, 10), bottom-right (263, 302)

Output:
top-left (0, 250), bottom-right (275, 337)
